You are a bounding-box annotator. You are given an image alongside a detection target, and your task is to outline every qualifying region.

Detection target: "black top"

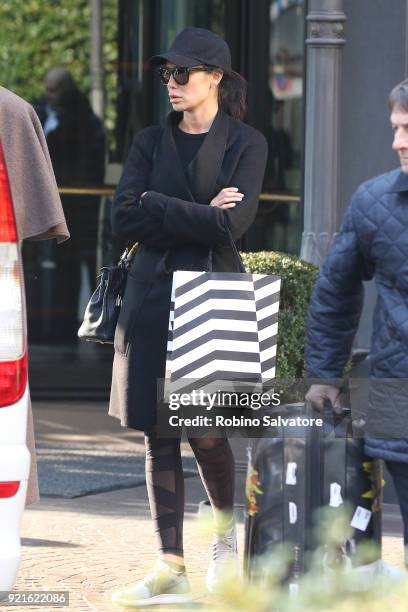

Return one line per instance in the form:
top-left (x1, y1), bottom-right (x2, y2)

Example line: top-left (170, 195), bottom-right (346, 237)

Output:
top-left (173, 125), bottom-right (207, 170)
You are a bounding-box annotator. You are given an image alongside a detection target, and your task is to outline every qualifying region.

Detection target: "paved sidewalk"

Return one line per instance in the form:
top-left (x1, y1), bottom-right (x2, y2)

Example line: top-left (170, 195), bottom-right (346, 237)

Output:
top-left (13, 401), bottom-right (227, 610)
top-left (8, 401), bottom-right (407, 611)
top-left (14, 483), bottom-right (407, 612)
top-left (14, 485), bottom-right (407, 612)
top-left (15, 481), bottom-right (223, 611)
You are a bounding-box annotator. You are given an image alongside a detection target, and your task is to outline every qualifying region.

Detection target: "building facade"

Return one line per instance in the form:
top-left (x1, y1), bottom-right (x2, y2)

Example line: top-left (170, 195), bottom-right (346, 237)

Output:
top-left (20, 0), bottom-right (407, 395)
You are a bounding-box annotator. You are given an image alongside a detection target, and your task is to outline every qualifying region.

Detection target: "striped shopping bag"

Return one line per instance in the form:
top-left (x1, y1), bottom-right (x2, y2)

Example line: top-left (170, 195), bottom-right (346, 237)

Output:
top-left (164, 271), bottom-right (281, 400)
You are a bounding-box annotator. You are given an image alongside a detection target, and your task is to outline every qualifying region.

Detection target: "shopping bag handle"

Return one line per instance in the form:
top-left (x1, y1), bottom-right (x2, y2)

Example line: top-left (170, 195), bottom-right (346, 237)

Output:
top-left (207, 227), bottom-right (246, 273)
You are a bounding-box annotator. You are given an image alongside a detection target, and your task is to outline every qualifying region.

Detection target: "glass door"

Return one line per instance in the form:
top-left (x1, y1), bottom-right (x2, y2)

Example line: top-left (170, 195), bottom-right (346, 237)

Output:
top-left (22, 0), bottom-right (306, 397)
top-left (244, 0), bottom-right (305, 254)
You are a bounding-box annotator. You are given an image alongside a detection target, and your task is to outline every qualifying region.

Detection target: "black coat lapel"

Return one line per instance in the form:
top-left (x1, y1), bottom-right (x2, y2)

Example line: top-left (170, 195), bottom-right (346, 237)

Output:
top-left (154, 111), bottom-right (195, 201)
top-left (186, 108), bottom-right (229, 204)
top-left (156, 109), bottom-right (230, 205)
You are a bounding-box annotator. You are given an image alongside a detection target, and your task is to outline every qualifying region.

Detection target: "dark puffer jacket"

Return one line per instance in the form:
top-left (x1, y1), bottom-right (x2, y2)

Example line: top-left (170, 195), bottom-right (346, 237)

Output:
top-left (306, 168), bottom-right (408, 462)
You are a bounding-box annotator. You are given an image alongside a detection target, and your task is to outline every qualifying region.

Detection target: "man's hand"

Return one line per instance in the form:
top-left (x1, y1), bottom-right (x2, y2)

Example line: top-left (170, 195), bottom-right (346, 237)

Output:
top-left (305, 384), bottom-right (344, 415)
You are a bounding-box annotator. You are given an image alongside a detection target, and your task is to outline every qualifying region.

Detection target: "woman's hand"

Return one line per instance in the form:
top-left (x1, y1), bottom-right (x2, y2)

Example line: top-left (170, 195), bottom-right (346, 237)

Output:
top-left (210, 187), bottom-right (244, 209)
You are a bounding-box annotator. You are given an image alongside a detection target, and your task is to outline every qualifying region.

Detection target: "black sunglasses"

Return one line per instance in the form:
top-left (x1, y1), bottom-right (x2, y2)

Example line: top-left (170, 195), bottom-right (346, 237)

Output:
top-left (157, 65), bottom-right (213, 86)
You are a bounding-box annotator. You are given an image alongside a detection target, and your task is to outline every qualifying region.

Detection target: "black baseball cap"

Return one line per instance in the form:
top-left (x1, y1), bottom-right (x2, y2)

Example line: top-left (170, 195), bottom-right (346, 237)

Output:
top-left (149, 27), bottom-right (232, 74)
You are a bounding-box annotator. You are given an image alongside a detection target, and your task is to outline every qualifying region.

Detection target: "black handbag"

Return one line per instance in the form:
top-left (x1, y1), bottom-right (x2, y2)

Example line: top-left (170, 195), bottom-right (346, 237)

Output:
top-left (77, 243), bottom-right (138, 344)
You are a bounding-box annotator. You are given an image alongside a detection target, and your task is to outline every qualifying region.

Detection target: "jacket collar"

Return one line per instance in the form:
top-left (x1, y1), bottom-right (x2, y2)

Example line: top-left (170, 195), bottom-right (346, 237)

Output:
top-left (386, 169), bottom-right (408, 193)
top-left (162, 108), bottom-right (230, 203)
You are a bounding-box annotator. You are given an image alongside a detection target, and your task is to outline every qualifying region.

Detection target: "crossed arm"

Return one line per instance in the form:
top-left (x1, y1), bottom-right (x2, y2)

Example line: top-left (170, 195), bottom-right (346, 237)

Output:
top-left (111, 128), bottom-right (268, 248)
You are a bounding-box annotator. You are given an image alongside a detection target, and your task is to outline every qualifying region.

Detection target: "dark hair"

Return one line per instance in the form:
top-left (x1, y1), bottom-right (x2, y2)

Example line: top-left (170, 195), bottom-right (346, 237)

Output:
top-left (389, 79), bottom-right (408, 112)
top-left (217, 70), bottom-right (248, 121)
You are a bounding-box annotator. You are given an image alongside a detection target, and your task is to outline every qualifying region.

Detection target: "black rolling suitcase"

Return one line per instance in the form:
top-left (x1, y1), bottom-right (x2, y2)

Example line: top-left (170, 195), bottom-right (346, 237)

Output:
top-left (244, 402), bottom-right (382, 583)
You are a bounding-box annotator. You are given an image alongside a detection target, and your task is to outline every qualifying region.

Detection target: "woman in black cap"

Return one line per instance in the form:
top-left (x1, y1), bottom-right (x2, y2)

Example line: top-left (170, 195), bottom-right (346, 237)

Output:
top-left (110, 27), bottom-right (268, 606)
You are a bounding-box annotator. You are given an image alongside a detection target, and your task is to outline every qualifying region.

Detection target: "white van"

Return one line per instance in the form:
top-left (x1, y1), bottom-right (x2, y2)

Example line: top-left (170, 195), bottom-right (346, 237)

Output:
top-left (0, 141), bottom-right (30, 591)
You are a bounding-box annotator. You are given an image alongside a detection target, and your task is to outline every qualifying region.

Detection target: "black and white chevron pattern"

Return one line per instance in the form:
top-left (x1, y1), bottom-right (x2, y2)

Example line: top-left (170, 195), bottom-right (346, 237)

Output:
top-left (165, 271), bottom-right (280, 397)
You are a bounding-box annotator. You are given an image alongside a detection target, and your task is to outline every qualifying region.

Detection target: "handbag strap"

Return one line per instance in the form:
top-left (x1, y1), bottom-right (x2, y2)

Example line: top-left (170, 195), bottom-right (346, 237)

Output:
top-left (228, 228), bottom-right (246, 272)
top-left (127, 242), bottom-right (139, 258)
top-left (207, 227), bottom-right (246, 273)
top-left (119, 242), bottom-right (139, 270)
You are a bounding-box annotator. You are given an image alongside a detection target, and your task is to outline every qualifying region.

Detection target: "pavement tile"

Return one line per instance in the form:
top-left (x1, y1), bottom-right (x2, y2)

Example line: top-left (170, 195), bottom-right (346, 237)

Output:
top-left (9, 401), bottom-right (404, 611)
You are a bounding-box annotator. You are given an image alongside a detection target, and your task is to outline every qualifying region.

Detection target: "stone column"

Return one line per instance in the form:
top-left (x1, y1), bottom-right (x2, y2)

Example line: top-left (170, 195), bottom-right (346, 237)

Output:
top-left (300, 0), bottom-right (346, 265)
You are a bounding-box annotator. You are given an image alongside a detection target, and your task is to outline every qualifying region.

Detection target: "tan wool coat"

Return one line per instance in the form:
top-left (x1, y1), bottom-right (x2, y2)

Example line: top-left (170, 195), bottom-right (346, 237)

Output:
top-left (0, 86), bottom-right (70, 505)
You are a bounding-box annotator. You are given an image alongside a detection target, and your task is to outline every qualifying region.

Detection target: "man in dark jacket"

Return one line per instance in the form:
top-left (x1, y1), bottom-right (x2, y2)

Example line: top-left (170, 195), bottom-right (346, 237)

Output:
top-left (33, 68), bottom-right (105, 342)
top-left (305, 79), bottom-right (408, 555)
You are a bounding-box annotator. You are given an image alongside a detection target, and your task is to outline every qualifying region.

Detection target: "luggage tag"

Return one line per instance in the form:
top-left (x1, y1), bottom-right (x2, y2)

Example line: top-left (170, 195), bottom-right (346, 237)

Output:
top-left (350, 506), bottom-right (372, 531)
top-left (289, 502), bottom-right (298, 524)
top-left (329, 482), bottom-right (343, 507)
top-left (286, 462), bottom-right (297, 485)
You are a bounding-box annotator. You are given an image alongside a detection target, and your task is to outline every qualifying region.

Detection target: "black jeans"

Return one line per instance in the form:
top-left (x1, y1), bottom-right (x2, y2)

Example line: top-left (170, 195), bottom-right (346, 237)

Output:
top-left (385, 459), bottom-right (408, 563)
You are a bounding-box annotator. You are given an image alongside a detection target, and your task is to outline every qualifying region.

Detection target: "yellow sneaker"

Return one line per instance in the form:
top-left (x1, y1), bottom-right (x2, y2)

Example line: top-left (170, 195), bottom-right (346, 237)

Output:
top-left (112, 560), bottom-right (192, 607)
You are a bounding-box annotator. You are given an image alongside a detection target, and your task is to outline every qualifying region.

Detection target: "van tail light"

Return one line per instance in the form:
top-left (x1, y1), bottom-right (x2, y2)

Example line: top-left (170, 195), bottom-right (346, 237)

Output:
top-left (0, 142), bottom-right (17, 243)
top-left (0, 141), bottom-right (27, 407)
top-left (0, 481), bottom-right (20, 498)
top-left (0, 354), bottom-right (27, 407)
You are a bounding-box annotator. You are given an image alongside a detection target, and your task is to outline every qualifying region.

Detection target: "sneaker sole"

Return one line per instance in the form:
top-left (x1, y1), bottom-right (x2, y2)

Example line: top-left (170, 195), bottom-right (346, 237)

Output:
top-left (112, 592), bottom-right (193, 607)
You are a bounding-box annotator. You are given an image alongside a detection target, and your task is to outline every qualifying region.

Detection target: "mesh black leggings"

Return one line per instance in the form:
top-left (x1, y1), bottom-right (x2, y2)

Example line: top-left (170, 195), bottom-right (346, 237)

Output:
top-left (145, 431), bottom-right (235, 556)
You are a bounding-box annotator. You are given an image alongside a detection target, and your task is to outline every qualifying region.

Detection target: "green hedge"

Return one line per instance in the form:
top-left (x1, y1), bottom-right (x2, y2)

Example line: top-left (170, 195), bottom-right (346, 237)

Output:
top-left (241, 251), bottom-right (319, 380)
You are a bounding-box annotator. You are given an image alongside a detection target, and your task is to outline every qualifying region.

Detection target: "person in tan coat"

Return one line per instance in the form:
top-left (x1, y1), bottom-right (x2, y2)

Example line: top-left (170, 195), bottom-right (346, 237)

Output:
top-left (0, 85), bottom-right (70, 504)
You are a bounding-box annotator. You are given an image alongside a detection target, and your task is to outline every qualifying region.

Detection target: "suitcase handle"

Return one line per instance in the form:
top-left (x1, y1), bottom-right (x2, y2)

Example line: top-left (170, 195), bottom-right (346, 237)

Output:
top-left (306, 400), bottom-right (352, 438)
top-left (306, 399), bottom-right (350, 419)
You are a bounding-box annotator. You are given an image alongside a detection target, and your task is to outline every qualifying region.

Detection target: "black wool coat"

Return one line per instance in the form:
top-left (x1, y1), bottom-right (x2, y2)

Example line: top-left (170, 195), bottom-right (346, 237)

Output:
top-left (108, 108), bottom-right (268, 431)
